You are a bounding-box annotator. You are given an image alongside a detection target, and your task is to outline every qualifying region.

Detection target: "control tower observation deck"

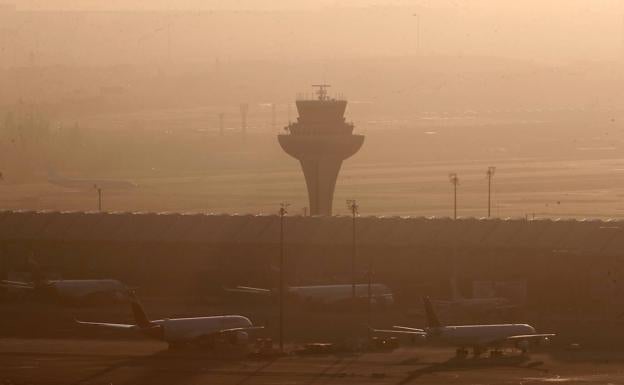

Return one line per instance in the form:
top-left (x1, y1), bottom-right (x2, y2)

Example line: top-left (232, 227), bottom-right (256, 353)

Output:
top-left (278, 85), bottom-right (364, 216)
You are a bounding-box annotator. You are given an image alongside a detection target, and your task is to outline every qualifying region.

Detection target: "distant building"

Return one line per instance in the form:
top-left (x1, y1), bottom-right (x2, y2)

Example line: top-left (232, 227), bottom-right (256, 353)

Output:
top-left (278, 85), bottom-right (364, 216)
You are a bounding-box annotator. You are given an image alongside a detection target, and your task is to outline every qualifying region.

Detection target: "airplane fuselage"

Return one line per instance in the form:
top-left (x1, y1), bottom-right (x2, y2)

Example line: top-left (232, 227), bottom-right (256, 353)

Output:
top-left (429, 323), bottom-right (535, 347)
top-left (45, 279), bottom-right (128, 303)
top-left (433, 297), bottom-right (510, 308)
top-left (151, 315), bottom-right (253, 343)
top-left (288, 284), bottom-right (394, 305)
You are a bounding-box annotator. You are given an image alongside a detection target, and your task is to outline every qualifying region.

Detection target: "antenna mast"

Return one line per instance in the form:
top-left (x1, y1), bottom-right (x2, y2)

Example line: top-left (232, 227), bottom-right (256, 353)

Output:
top-left (311, 84), bottom-right (331, 101)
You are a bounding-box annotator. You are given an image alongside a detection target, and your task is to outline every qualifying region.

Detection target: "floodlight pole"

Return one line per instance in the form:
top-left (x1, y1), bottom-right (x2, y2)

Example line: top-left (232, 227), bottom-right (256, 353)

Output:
top-left (94, 185), bottom-right (102, 212)
top-left (413, 13), bottom-right (421, 53)
top-left (278, 202), bottom-right (288, 354)
top-left (487, 167), bottom-right (496, 218)
top-left (347, 200), bottom-right (358, 305)
top-left (449, 173), bottom-right (459, 220)
top-left (367, 254), bottom-right (372, 341)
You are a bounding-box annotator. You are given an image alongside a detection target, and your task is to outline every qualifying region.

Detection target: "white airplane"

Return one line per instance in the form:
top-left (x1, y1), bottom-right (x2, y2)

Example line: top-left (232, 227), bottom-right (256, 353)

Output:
top-left (227, 283), bottom-right (394, 308)
top-left (77, 293), bottom-right (263, 351)
top-left (373, 297), bottom-right (554, 358)
top-left (1, 259), bottom-right (130, 305)
top-left (47, 170), bottom-right (137, 190)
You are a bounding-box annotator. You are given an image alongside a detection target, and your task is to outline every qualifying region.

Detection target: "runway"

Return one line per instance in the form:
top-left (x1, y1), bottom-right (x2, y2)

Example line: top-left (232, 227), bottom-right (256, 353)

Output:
top-left (2, 339), bottom-right (623, 385)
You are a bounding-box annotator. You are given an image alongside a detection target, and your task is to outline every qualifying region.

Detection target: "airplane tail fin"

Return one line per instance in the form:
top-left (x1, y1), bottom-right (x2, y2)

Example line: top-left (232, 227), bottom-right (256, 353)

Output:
top-left (128, 291), bottom-right (152, 328)
top-left (423, 296), bottom-right (442, 328)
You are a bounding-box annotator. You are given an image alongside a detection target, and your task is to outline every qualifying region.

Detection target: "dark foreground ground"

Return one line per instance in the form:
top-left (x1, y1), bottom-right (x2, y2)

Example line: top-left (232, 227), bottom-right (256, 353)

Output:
top-left (1, 338), bottom-right (624, 385)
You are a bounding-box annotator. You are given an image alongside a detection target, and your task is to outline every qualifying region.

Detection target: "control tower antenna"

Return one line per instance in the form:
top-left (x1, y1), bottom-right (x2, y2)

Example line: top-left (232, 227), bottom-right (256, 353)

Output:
top-left (311, 84), bottom-right (331, 101)
top-left (278, 85), bottom-right (364, 216)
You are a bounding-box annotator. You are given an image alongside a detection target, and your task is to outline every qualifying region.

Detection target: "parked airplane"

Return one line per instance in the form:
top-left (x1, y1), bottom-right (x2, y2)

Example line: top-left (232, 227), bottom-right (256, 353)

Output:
top-left (1, 259), bottom-right (130, 305)
top-left (77, 292), bottom-right (263, 351)
top-left (48, 170), bottom-right (137, 190)
top-left (373, 297), bottom-right (554, 358)
top-left (227, 283), bottom-right (394, 308)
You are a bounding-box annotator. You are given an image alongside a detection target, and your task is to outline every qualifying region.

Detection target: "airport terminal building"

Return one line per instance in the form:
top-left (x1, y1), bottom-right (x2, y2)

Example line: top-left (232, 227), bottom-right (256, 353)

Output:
top-left (0, 210), bottom-right (622, 315)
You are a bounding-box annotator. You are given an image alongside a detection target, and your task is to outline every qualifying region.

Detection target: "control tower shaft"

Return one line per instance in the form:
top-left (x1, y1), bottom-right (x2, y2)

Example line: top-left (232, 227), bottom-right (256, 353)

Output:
top-left (278, 85), bottom-right (364, 216)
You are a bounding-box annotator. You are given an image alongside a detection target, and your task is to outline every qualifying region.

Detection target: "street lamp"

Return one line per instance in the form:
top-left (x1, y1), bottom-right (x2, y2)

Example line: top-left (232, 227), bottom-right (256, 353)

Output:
top-left (94, 184), bottom-right (102, 212)
top-left (346, 199), bottom-right (358, 304)
top-left (449, 173), bottom-right (459, 219)
top-left (366, 253), bottom-right (373, 341)
top-left (486, 167), bottom-right (496, 218)
top-left (278, 202), bottom-right (289, 353)
top-left (412, 13), bottom-right (421, 54)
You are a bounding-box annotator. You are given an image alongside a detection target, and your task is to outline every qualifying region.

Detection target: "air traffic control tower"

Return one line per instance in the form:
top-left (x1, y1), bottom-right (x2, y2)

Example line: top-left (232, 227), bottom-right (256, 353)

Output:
top-left (278, 85), bottom-right (364, 216)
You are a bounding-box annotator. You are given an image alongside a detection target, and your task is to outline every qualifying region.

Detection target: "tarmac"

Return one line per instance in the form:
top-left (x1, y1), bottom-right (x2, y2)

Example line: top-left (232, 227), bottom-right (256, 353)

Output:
top-left (2, 338), bottom-right (624, 385)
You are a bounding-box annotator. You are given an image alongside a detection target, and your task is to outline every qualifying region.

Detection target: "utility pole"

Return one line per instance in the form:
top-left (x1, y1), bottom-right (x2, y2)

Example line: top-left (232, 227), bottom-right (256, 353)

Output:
top-left (278, 202), bottom-right (289, 354)
top-left (449, 173), bottom-right (459, 219)
top-left (346, 199), bottom-right (358, 305)
top-left (166, 21), bottom-right (172, 69)
top-left (412, 13), bottom-right (421, 54)
top-left (367, 254), bottom-right (373, 341)
top-left (94, 185), bottom-right (102, 212)
top-left (486, 167), bottom-right (496, 218)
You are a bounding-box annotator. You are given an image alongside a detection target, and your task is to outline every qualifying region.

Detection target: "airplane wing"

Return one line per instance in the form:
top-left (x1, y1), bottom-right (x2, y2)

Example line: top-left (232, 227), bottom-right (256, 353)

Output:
top-left (430, 299), bottom-right (453, 305)
top-left (371, 327), bottom-right (427, 335)
top-left (224, 286), bottom-right (272, 295)
top-left (504, 333), bottom-right (556, 341)
top-left (484, 333), bottom-right (555, 346)
top-left (218, 326), bottom-right (264, 334)
top-left (393, 326), bottom-right (426, 332)
top-left (0, 280), bottom-right (35, 290)
top-left (353, 293), bottom-right (394, 301)
top-left (75, 320), bottom-right (138, 330)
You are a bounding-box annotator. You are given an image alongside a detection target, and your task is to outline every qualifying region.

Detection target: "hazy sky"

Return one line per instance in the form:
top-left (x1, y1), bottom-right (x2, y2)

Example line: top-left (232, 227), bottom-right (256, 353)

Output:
top-left (8, 0), bottom-right (624, 12)
top-left (3, 1), bottom-right (624, 64)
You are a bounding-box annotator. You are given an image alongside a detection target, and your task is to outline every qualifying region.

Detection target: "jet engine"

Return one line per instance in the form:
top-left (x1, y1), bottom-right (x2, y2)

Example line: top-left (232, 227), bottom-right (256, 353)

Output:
top-left (229, 331), bottom-right (249, 345)
top-left (516, 340), bottom-right (530, 352)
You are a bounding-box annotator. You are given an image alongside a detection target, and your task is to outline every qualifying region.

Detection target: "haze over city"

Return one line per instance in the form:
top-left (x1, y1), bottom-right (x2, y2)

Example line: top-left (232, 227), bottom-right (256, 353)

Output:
top-left (1, 0), bottom-right (624, 218)
top-left (4, 3), bottom-right (624, 384)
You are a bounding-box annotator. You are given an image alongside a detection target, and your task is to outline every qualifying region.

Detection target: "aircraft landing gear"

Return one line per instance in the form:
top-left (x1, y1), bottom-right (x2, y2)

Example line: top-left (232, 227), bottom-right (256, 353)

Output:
top-left (456, 348), bottom-right (469, 358)
top-left (473, 347), bottom-right (483, 357)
